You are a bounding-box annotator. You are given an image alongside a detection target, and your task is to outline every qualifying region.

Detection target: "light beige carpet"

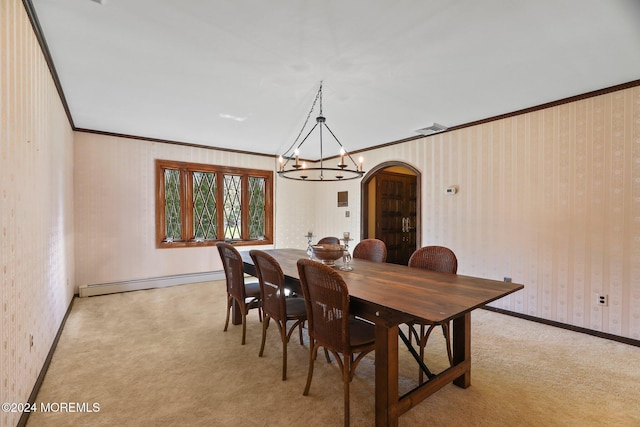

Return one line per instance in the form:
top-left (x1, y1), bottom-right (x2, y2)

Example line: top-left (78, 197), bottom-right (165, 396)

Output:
top-left (27, 281), bottom-right (640, 427)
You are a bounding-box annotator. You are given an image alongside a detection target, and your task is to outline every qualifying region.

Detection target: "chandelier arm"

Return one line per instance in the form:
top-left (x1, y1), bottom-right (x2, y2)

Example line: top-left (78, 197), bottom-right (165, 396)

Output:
top-left (322, 123), bottom-right (360, 169)
top-left (282, 122), bottom-right (319, 169)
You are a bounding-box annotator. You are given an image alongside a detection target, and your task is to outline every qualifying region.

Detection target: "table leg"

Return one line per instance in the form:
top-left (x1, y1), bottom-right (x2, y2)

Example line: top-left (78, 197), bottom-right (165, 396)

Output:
top-left (452, 312), bottom-right (471, 388)
top-left (231, 299), bottom-right (242, 325)
top-left (375, 323), bottom-right (399, 427)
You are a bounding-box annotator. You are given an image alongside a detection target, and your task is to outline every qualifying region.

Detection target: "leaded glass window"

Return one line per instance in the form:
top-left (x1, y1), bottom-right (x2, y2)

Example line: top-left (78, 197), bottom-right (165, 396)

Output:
top-left (193, 171), bottom-right (217, 240)
top-left (248, 177), bottom-right (265, 239)
top-left (156, 160), bottom-right (272, 247)
top-left (164, 168), bottom-right (182, 240)
top-left (223, 175), bottom-right (242, 240)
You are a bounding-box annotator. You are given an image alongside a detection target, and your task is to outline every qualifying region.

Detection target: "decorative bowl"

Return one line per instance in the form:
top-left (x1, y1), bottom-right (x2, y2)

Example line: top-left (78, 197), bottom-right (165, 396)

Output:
top-left (311, 244), bottom-right (345, 266)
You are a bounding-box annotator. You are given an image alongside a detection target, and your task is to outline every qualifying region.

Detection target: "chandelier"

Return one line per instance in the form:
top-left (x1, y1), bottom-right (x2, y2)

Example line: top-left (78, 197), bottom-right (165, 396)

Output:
top-left (278, 82), bottom-right (365, 181)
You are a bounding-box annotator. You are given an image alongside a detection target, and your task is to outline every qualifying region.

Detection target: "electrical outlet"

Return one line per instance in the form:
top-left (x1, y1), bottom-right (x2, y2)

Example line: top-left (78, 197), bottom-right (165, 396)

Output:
top-left (503, 277), bottom-right (512, 282)
top-left (596, 293), bottom-right (608, 307)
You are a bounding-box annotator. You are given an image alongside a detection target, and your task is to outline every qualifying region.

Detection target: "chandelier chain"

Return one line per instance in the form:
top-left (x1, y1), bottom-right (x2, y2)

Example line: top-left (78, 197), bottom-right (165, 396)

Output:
top-left (282, 82), bottom-right (323, 157)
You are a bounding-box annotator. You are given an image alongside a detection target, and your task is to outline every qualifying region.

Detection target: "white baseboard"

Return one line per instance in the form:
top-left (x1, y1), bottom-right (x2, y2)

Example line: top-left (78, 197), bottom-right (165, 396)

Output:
top-left (78, 271), bottom-right (226, 297)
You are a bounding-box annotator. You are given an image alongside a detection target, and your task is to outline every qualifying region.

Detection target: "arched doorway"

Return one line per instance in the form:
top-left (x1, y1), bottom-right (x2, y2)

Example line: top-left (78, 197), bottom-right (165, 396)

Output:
top-left (361, 161), bottom-right (420, 265)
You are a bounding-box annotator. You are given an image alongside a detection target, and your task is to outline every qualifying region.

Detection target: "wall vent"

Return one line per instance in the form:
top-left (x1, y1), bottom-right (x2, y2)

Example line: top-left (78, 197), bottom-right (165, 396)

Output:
top-left (415, 123), bottom-right (448, 135)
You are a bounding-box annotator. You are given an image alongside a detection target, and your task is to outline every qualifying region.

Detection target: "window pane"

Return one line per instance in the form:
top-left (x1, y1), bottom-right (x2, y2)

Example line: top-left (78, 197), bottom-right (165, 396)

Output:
top-left (248, 177), bottom-right (265, 239)
top-left (164, 169), bottom-right (182, 240)
top-left (223, 175), bottom-right (242, 240)
top-left (193, 171), bottom-right (217, 240)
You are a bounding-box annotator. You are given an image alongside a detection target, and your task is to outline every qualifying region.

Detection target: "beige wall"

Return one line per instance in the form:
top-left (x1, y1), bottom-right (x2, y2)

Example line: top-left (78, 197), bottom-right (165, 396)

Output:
top-left (73, 133), bottom-right (278, 286)
top-left (73, 132), bottom-right (325, 283)
top-left (347, 87), bottom-right (640, 339)
top-left (1, 2), bottom-right (75, 425)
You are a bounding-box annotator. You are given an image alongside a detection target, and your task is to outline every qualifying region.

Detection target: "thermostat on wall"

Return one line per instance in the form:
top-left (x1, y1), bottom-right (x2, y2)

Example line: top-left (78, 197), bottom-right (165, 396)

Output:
top-left (445, 187), bottom-right (457, 195)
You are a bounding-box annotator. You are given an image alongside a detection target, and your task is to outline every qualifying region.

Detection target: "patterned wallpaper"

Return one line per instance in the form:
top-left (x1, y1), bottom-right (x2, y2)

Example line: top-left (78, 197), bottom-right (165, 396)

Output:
top-left (74, 133), bottom-right (276, 287)
top-left (275, 178), bottom-right (362, 249)
top-left (1, 1), bottom-right (75, 426)
top-left (330, 87), bottom-right (640, 339)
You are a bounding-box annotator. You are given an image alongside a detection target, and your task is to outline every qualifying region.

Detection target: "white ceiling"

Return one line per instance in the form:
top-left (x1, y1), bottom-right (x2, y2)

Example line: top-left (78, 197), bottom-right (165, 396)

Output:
top-left (31, 0), bottom-right (640, 159)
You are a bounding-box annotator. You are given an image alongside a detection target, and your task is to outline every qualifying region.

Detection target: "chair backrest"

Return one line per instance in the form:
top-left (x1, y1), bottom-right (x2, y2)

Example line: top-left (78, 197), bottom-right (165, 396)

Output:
top-left (353, 239), bottom-right (387, 263)
top-left (297, 259), bottom-right (351, 353)
top-left (249, 250), bottom-right (286, 320)
top-left (317, 236), bottom-right (340, 245)
top-left (408, 246), bottom-right (458, 274)
top-left (216, 242), bottom-right (247, 301)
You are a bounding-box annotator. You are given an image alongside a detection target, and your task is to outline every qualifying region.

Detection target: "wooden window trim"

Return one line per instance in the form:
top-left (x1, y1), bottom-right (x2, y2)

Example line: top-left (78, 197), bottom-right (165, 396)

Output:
top-left (156, 159), bottom-right (273, 248)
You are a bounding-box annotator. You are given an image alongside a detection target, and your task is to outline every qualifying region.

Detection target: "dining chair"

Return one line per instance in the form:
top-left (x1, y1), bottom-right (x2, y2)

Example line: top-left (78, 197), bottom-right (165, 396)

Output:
top-left (352, 238), bottom-right (387, 263)
top-left (249, 250), bottom-right (307, 381)
top-left (407, 245), bottom-right (458, 384)
top-left (317, 236), bottom-right (340, 245)
top-left (297, 258), bottom-right (375, 427)
top-left (216, 242), bottom-right (262, 345)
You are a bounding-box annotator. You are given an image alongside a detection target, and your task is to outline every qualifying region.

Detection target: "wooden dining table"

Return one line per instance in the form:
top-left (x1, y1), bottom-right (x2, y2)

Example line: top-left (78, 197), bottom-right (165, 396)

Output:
top-left (240, 248), bottom-right (523, 426)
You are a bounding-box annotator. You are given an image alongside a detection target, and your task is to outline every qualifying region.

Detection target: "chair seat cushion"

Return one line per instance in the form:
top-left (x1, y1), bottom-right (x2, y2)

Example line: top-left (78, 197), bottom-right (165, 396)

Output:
top-left (285, 297), bottom-right (307, 317)
top-left (348, 317), bottom-right (375, 347)
top-left (244, 280), bottom-right (261, 298)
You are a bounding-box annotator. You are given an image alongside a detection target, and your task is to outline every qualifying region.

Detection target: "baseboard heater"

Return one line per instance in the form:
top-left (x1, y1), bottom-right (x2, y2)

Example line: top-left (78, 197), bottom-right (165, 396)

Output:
top-left (79, 271), bottom-right (226, 297)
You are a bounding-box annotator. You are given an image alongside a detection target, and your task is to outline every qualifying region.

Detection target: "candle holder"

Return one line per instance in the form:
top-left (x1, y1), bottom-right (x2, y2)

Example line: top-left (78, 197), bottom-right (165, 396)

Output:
top-left (305, 233), bottom-right (314, 258)
top-left (339, 237), bottom-right (353, 271)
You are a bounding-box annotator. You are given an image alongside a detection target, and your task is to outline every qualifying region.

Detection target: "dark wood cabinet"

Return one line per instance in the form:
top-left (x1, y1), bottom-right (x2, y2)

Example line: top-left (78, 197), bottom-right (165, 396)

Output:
top-left (375, 172), bottom-right (417, 265)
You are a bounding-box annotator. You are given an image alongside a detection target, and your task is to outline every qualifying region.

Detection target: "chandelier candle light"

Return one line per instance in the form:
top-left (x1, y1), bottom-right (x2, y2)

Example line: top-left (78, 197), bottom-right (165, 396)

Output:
top-left (278, 82), bottom-right (365, 181)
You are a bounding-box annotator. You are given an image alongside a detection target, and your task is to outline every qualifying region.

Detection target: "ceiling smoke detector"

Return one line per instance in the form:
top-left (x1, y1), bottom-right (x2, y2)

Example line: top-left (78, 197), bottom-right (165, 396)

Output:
top-left (415, 123), bottom-right (448, 135)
